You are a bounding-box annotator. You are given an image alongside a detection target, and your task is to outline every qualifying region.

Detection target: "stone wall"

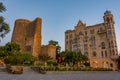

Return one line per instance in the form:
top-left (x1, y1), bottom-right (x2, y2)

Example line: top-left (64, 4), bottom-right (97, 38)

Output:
top-left (41, 45), bottom-right (56, 61)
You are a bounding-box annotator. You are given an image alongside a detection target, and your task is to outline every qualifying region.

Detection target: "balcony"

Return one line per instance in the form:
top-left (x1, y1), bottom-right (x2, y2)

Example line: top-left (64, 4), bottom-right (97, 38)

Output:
top-left (110, 55), bottom-right (118, 61)
top-left (98, 30), bottom-right (106, 34)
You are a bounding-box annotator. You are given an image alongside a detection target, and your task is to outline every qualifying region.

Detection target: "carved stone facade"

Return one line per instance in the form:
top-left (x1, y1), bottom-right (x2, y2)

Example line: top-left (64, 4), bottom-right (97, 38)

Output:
top-left (11, 18), bottom-right (56, 61)
top-left (65, 11), bottom-right (118, 70)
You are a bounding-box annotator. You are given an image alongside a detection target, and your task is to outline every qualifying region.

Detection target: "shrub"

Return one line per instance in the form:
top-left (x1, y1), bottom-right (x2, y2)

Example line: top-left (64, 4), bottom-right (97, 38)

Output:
top-left (84, 62), bottom-right (90, 67)
top-left (4, 53), bottom-right (35, 65)
top-left (53, 62), bottom-right (58, 66)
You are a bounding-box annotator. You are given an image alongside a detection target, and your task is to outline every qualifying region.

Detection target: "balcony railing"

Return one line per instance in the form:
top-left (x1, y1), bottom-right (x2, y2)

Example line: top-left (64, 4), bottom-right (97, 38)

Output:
top-left (98, 30), bottom-right (106, 34)
top-left (110, 55), bottom-right (118, 60)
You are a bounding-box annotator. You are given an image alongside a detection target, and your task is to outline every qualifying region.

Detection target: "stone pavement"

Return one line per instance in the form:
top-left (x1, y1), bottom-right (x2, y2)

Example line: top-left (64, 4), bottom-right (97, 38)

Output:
top-left (0, 67), bottom-right (120, 80)
top-left (0, 71), bottom-right (120, 80)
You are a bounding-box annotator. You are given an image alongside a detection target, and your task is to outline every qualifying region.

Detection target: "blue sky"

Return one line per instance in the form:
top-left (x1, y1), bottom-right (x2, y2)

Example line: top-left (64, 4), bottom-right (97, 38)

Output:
top-left (0, 0), bottom-right (120, 52)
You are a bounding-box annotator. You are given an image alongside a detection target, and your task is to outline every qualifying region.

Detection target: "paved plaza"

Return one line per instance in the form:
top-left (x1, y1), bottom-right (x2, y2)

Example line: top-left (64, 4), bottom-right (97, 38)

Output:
top-left (0, 71), bottom-right (120, 80)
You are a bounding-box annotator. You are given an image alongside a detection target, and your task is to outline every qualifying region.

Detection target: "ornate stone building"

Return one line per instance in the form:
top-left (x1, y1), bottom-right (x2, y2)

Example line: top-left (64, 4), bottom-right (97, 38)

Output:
top-left (65, 11), bottom-right (118, 70)
top-left (11, 18), bottom-right (56, 60)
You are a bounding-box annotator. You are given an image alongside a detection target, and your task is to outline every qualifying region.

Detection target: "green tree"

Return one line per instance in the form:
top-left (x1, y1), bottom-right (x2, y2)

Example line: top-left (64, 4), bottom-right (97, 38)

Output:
top-left (5, 42), bottom-right (20, 54)
top-left (49, 40), bottom-right (61, 59)
top-left (0, 42), bottom-right (20, 59)
top-left (0, 42), bottom-right (35, 65)
top-left (0, 2), bottom-right (10, 41)
top-left (0, 2), bottom-right (6, 12)
top-left (64, 51), bottom-right (75, 64)
top-left (60, 51), bottom-right (76, 65)
top-left (61, 51), bottom-right (89, 66)
top-left (4, 53), bottom-right (35, 65)
top-left (81, 54), bottom-right (88, 62)
top-left (22, 53), bottom-right (35, 65)
top-left (49, 40), bottom-right (58, 46)
top-left (0, 46), bottom-right (7, 58)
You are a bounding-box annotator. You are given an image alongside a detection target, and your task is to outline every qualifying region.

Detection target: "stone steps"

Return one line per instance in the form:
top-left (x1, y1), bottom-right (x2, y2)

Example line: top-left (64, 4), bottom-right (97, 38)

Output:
top-left (23, 67), bottom-right (37, 74)
top-left (0, 67), bottom-right (7, 73)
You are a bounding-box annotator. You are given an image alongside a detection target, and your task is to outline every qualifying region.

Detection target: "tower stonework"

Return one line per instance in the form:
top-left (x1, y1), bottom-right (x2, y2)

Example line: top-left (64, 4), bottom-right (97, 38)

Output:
top-left (65, 10), bottom-right (118, 70)
top-left (11, 18), bottom-right (42, 57)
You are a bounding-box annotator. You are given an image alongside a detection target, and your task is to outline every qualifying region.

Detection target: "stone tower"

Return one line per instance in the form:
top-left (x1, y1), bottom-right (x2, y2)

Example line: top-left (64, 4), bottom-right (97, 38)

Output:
top-left (103, 10), bottom-right (118, 63)
top-left (11, 18), bottom-right (42, 57)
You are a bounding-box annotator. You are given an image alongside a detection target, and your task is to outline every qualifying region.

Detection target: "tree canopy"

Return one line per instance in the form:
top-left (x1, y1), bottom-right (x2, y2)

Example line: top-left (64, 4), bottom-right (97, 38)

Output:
top-left (0, 2), bottom-right (10, 41)
top-left (49, 40), bottom-right (58, 46)
top-left (0, 2), bottom-right (6, 12)
top-left (0, 42), bottom-right (20, 58)
top-left (0, 42), bottom-right (35, 65)
top-left (48, 40), bottom-right (61, 59)
top-left (4, 53), bottom-right (35, 65)
top-left (60, 51), bottom-right (89, 66)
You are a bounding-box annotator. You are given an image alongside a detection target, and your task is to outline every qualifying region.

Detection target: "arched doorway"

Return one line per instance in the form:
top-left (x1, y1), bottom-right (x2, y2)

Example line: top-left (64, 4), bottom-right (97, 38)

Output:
top-left (93, 61), bottom-right (98, 68)
top-left (103, 61), bottom-right (108, 68)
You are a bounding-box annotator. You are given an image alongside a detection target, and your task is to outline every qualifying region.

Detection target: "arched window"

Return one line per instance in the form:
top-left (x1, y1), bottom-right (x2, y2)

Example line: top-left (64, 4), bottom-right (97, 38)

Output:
top-left (66, 41), bottom-right (68, 45)
top-left (70, 34), bottom-right (72, 38)
top-left (93, 51), bottom-right (97, 57)
top-left (111, 41), bottom-right (114, 48)
top-left (116, 50), bottom-right (118, 55)
top-left (66, 35), bottom-right (68, 39)
top-left (101, 42), bottom-right (105, 49)
top-left (79, 32), bottom-right (83, 35)
top-left (105, 51), bottom-right (107, 57)
top-left (110, 63), bottom-right (113, 67)
top-left (85, 31), bottom-right (87, 35)
top-left (110, 50), bottom-right (112, 56)
top-left (101, 51), bottom-right (103, 57)
top-left (107, 18), bottom-right (110, 23)
top-left (109, 42), bottom-right (110, 48)
top-left (108, 30), bottom-right (112, 37)
top-left (111, 18), bottom-right (113, 22)
top-left (112, 50), bottom-right (115, 55)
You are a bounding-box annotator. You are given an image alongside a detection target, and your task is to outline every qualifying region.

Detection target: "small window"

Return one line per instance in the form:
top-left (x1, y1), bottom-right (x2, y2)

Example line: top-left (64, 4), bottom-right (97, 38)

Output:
top-left (99, 27), bottom-right (103, 31)
top-left (90, 29), bottom-right (94, 34)
top-left (105, 51), bottom-right (107, 57)
top-left (109, 42), bottom-right (110, 48)
top-left (84, 44), bottom-right (88, 51)
top-left (116, 50), bottom-right (118, 55)
top-left (110, 63), bottom-right (113, 67)
top-left (25, 37), bottom-right (27, 41)
top-left (70, 34), bottom-right (72, 38)
top-left (110, 50), bottom-right (112, 56)
top-left (112, 50), bottom-right (115, 55)
top-left (107, 18), bottom-right (110, 23)
top-left (79, 32), bottom-right (83, 35)
top-left (84, 36), bottom-right (88, 42)
top-left (66, 35), bottom-right (68, 39)
top-left (93, 51), bottom-right (97, 57)
top-left (100, 35), bottom-right (106, 39)
top-left (91, 36), bottom-right (95, 40)
top-left (85, 31), bottom-right (87, 35)
top-left (101, 42), bottom-right (105, 49)
top-left (106, 24), bottom-right (111, 29)
top-left (111, 41), bottom-right (114, 48)
top-left (108, 30), bottom-right (112, 37)
top-left (66, 41), bottom-right (68, 45)
top-left (101, 51), bottom-right (103, 57)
